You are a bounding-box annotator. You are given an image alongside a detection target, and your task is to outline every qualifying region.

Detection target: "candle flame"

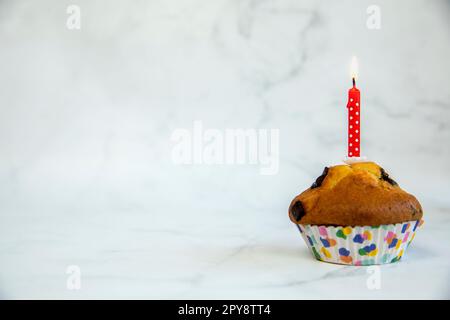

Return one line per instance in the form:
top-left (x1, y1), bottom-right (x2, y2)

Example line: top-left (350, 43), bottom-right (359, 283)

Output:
top-left (350, 56), bottom-right (358, 80)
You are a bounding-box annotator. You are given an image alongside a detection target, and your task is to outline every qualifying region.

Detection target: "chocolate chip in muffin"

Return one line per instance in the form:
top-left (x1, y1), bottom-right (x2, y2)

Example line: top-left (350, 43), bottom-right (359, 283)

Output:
top-left (410, 204), bottom-right (422, 217)
top-left (311, 167), bottom-right (329, 189)
top-left (291, 201), bottom-right (306, 222)
top-left (380, 168), bottom-right (398, 186)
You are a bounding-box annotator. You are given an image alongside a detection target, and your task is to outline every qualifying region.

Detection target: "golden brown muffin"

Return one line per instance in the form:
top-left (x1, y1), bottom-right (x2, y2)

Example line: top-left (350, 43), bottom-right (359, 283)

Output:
top-left (288, 162), bottom-right (423, 226)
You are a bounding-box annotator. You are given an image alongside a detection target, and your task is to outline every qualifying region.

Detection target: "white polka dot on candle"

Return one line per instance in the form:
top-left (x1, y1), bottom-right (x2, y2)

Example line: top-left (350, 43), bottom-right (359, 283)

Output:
top-left (356, 130), bottom-right (359, 133)
top-left (356, 139), bottom-right (359, 142)
top-left (356, 103), bottom-right (359, 106)
top-left (356, 112), bottom-right (359, 115)
top-left (356, 121), bottom-right (359, 124)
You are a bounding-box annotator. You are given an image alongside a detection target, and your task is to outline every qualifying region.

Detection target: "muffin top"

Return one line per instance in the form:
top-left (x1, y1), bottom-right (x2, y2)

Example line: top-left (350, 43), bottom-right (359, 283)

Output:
top-left (288, 162), bottom-right (423, 226)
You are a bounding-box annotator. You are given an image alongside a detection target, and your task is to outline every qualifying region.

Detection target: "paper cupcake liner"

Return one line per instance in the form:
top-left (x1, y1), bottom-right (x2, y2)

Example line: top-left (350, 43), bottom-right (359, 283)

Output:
top-left (297, 219), bottom-right (424, 265)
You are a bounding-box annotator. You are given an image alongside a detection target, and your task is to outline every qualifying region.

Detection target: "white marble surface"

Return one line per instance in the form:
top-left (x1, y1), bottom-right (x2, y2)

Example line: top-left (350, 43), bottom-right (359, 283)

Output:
top-left (0, 0), bottom-right (449, 299)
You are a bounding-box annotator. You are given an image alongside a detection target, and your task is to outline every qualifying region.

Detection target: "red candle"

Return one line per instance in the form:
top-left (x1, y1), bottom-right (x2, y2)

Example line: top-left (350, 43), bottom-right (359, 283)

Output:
top-left (347, 57), bottom-right (360, 158)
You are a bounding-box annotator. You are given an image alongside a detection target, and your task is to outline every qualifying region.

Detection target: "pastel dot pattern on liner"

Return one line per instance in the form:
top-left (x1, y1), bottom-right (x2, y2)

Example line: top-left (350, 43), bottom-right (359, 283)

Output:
top-left (296, 219), bottom-right (423, 265)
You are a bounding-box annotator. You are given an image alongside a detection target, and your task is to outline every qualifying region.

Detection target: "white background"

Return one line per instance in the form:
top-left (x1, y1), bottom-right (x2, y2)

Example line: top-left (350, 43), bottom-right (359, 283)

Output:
top-left (0, 0), bottom-right (449, 298)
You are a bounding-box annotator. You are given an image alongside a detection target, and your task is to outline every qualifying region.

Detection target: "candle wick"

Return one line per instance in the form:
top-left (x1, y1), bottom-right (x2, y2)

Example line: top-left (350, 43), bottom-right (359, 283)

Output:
top-left (352, 77), bottom-right (356, 87)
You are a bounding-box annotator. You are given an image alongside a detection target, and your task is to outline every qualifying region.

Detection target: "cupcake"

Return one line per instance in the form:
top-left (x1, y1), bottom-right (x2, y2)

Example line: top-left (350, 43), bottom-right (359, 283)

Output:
top-left (288, 161), bottom-right (423, 265)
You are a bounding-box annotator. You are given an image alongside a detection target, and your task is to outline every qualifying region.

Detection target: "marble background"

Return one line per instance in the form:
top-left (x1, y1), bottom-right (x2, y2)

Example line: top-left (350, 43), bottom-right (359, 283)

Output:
top-left (0, 0), bottom-right (449, 299)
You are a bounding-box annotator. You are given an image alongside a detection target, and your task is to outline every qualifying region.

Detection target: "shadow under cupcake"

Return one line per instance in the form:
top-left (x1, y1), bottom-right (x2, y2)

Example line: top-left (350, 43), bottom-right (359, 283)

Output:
top-left (288, 162), bottom-right (424, 265)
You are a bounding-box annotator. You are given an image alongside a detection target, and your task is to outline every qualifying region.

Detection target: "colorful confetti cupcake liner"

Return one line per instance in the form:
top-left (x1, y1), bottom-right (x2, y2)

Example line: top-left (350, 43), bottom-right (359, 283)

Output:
top-left (297, 219), bottom-right (423, 265)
